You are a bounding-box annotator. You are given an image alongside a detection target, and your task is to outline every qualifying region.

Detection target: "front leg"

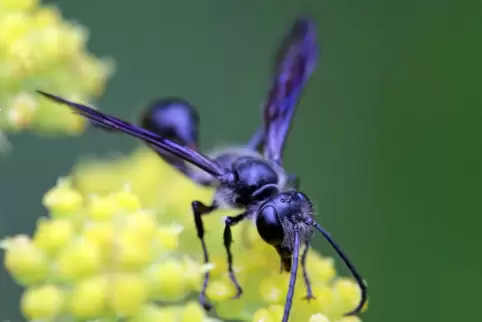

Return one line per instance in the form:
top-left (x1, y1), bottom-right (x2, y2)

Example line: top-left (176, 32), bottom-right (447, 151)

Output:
top-left (223, 212), bottom-right (249, 298)
top-left (192, 200), bottom-right (218, 310)
top-left (301, 240), bottom-right (315, 301)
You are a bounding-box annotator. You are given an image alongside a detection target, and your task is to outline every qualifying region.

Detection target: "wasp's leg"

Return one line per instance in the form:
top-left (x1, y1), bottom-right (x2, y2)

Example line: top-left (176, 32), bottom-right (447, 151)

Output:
top-left (192, 200), bottom-right (219, 310)
top-left (301, 240), bottom-right (315, 301)
top-left (223, 212), bottom-right (249, 298)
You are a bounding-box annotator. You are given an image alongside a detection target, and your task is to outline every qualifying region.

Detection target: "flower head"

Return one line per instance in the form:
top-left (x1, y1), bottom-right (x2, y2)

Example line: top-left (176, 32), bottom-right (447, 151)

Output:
top-left (0, 0), bottom-right (114, 147)
top-left (2, 145), bottom-right (367, 321)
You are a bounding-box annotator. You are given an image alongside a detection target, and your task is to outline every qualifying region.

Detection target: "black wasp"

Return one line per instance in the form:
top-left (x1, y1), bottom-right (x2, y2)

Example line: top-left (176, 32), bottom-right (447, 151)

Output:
top-left (37, 17), bottom-right (367, 322)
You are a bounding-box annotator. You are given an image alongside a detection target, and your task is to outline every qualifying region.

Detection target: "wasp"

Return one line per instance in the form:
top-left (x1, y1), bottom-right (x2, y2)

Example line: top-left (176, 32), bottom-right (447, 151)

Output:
top-left (37, 16), bottom-right (367, 322)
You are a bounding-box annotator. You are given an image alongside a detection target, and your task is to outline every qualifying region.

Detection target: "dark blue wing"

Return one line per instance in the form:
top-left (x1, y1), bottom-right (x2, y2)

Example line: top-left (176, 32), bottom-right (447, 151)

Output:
top-left (263, 17), bottom-right (318, 164)
top-left (36, 90), bottom-right (226, 178)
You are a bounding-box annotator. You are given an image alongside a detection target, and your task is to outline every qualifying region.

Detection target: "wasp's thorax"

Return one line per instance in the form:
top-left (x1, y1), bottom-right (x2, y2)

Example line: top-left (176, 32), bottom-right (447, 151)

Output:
top-left (220, 156), bottom-right (280, 206)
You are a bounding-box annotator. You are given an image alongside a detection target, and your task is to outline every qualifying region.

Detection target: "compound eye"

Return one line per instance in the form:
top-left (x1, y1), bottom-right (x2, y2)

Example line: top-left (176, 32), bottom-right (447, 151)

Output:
top-left (256, 205), bottom-right (284, 246)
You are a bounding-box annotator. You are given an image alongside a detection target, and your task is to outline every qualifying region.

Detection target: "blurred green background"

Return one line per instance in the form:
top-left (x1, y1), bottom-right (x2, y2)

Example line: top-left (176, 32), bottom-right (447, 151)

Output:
top-left (1, 0), bottom-right (482, 321)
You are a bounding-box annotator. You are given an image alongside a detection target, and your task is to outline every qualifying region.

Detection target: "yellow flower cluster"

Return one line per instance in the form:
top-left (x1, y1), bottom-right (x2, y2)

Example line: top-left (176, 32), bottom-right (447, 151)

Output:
top-left (0, 0), bottom-right (114, 140)
top-left (2, 145), bottom-right (366, 322)
top-left (2, 177), bottom-right (220, 322)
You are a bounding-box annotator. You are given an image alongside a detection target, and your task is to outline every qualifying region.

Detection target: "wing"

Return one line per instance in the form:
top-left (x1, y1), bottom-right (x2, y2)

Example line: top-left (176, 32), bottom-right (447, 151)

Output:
top-left (263, 17), bottom-right (318, 164)
top-left (36, 90), bottom-right (227, 178)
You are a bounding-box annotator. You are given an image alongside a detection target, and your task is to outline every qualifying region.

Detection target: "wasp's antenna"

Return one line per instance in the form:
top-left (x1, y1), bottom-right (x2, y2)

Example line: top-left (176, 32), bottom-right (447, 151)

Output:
top-left (282, 226), bottom-right (301, 322)
top-left (304, 217), bottom-right (368, 316)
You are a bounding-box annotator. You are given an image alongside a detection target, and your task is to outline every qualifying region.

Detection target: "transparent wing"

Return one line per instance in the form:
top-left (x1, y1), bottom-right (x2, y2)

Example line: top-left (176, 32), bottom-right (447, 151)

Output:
top-left (36, 90), bottom-right (226, 178)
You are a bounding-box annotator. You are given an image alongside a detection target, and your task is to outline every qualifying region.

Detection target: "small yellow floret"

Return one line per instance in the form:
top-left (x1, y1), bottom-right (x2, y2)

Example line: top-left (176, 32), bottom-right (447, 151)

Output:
top-left (32, 5), bottom-right (61, 28)
top-left (337, 316), bottom-right (363, 322)
top-left (148, 260), bottom-right (188, 301)
top-left (3, 235), bottom-right (49, 284)
top-left (42, 178), bottom-right (83, 216)
top-left (108, 273), bottom-right (148, 317)
top-left (252, 307), bottom-right (273, 322)
top-left (206, 279), bottom-right (232, 302)
top-left (113, 184), bottom-right (141, 211)
top-left (0, 0), bottom-right (38, 11)
top-left (128, 304), bottom-right (178, 322)
top-left (332, 278), bottom-right (363, 316)
top-left (85, 195), bottom-right (118, 221)
top-left (6, 92), bottom-right (38, 129)
top-left (83, 222), bottom-right (115, 258)
top-left (56, 238), bottom-right (102, 281)
top-left (69, 275), bottom-right (108, 318)
top-left (267, 305), bottom-right (284, 321)
top-left (179, 301), bottom-right (206, 322)
top-left (33, 217), bottom-right (75, 255)
top-left (122, 209), bottom-right (157, 242)
top-left (310, 313), bottom-right (331, 322)
top-left (182, 256), bottom-right (208, 292)
top-left (0, 13), bottom-right (31, 47)
top-left (260, 276), bottom-right (286, 303)
top-left (154, 224), bottom-right (183, 252)
top-left (21, 284), bottom-right (64, 320)
top-left (307, 255), bottom-right (337, 283)
top-left (313, 285), bottom-right (335, 313)
top-left (114, 229), bottom-right (153, 270)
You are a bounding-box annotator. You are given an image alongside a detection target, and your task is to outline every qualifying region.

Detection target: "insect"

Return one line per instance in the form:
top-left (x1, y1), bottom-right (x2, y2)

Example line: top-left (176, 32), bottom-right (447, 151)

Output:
top-left (37, 16), bottom-right (367, 322)
top-left (92, 93), bottom-right (299, 189)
